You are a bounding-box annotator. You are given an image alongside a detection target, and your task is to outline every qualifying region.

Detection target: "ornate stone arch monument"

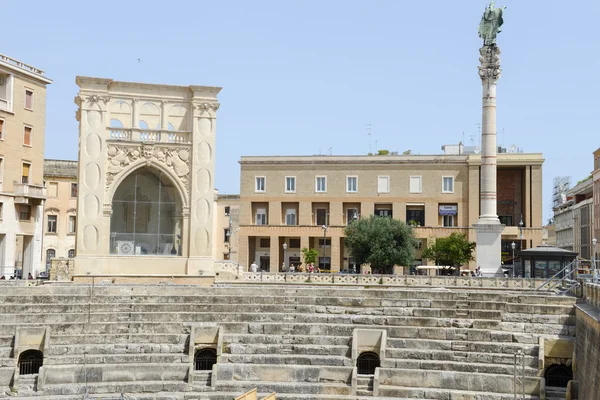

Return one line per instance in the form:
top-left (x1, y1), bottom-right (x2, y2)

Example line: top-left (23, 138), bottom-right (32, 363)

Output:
top-left (74, 77), bottom-right (221, 280)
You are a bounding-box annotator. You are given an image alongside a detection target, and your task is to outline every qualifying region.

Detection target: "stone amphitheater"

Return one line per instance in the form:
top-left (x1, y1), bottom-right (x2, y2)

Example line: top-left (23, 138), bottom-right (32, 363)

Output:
top-left (1, 276), bottom-right (599, 400)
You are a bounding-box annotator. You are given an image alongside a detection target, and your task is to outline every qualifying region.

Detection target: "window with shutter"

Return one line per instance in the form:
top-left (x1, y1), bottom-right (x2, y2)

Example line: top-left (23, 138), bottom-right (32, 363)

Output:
top-left (22, 163), bottom-right (30, 184)
top-left (409, 176), bottom-right (422, 193)
top-left (23, 126), bottom-right (32, 146)
top-left (25, 90), bottom-right (33, 110)
top-left (377, 176), bottom-right (389, 193)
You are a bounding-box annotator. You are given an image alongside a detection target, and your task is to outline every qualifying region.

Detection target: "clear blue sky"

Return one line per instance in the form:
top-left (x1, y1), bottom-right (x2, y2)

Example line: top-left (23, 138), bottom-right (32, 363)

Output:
top-left (4, 0), bottom-right (598, 223)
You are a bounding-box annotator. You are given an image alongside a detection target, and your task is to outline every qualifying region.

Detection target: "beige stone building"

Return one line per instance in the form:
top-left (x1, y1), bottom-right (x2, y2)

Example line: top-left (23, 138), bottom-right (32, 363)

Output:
top-left (593, 148), bottom-right (600, 263)
top-left (0, 54), bottom-right (52, 278)
top-left (42, 159), bottom-right (78, 273)
top-left (238, 151), bottom-right (544, 273)
top-left (74, 77), bottom-right (220, 281)
top-left (213, 193), bottom-right (240, 262)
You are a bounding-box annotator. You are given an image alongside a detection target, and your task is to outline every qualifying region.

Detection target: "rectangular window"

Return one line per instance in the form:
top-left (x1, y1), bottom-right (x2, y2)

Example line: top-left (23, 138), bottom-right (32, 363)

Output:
top-left (406, 208), bottom-right (425, 226)
top-left (316, 208), bottom-right (328, 225)
top-left (443, 215), bottom-right (455, 227)
top-left (48, 182), bottom-right (58, 198)
top-left (25, 90), bottom-right (33, 110)
top-left (442, 176), bottom-right (454, 193)
top-left (318, 238), bottom-right (331, 247)
top-left (285, 176), bottom-right (296, 193)
top-left (224, 206), bottom-right (230, 216)
top-left (346, 176), bottom-right (358, 193)
top-left (259, 238), bottom-right (270, 248)
top-left (315, 176), bottom-right (327, 193)
top-left (22, 162), bottom-right (30, 184)
top-left (23, 126), bottom-right (32, 146)
top-left (68, 216), bottom-right (76, 234)
top-left (71, 183), bottom-right (78, 198)
top-left (224, 228), bottom-right (230, 243)
top-left (319, 257), bottom-right (331, 270)
top-left (378, 176), bottom-right (390, 193)
top-left (409, 176), bottom-right (422, 193)
top-left (255, 176), bottom-right (266, 192)
top-left (0, 203), bottom-right (3, 219)
top-left (285, 209), bottom-right (297, 226)
top-left (68, 249), bottom-right (75, 258)
top-left (0, 118), bottom-right (4, 140)
top-left (19, 205), bottom-right (30, 221)
top-left (47, 215), bottom-right (57, 233)
top-left (375, 209), bottom-right (393, 218)
top-left (289, 238), bottom-right (301, 248)
top-left (499, 215), bottom-right (513, 226)
top-left (255, 208), bottom-right (267, 225)
top-left (346, 208), bottom-right (359, 224)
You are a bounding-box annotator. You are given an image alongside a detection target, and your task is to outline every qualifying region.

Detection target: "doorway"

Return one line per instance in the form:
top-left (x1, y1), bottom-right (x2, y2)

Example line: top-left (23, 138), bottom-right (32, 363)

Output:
top-left (259, 256), bottom-right (270, 272)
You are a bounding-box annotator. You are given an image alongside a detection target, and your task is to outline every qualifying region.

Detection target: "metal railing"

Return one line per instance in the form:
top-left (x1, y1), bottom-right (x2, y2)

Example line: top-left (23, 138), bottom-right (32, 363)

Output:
top-left (357, 352), bottom-right (380, 375)
top-left (19, 359), bottom-right (43, 375)
top-left (194, 349), bottom-right (217, 371)
top-left (536, 260), bottom-right (578, 294)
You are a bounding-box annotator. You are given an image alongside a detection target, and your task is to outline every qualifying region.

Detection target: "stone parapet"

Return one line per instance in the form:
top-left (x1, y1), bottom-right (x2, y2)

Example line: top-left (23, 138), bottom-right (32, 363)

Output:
top-left (231, 272), bottom-right (548, 289)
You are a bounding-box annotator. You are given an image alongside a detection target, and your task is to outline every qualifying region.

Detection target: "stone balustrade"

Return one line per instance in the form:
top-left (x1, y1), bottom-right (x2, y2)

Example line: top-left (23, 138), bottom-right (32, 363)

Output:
top-left (0, 53), bottom-right (45, 75)
top-left (232, 272), bottom-right (548, 289)
top-left (108, 127), bottom-right (191, 144)
top-left (582, 282), bottom-right (600, 308)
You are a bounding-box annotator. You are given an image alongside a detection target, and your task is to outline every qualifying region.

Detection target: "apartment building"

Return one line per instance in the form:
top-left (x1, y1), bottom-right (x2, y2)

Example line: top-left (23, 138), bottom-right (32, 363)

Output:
top-left (237, 152), bottom-right (544, 272)
top-left (594, 148), bottom-right (600, 262)
top-left (42, 159), bottom-right (78, 273)
top-left (0, 54), bottom-right (52, 278)
top-left (214, 193), bottom-right (240, 261)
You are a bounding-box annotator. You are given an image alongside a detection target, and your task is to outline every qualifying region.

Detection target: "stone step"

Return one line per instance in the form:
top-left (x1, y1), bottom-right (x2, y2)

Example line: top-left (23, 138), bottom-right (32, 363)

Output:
top-left (214, 380), bottom-right (352, 396)
top-left (385, 347), bottom-right (539, 365)
top-left (382, 358), bottom-right (539, 375)
top-left (225, 342), bottom-right (350, 357)
top-left (376, 384), bottom-right (541, 400)
top-left (224, 333), bottom-right (351, 347)
top-left (46, 352), bottom-right (188, 365)
top-left (377, 368), bottom-right (540, 394)
top-left (49, 342), bottom-right (186, 356)
top-left (50, 333), bottom-right (187, 346)
top-left (221, 353), bottom-right (350, 367)
top-left (41, 363), bottom-right (189, 385)
top-left (40, 380), bottom-right (188, 396)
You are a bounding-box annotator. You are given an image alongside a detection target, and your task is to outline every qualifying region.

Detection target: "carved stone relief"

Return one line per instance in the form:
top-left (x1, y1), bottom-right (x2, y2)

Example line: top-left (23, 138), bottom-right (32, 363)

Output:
top-left (106, 143), bottom-right (191, 196)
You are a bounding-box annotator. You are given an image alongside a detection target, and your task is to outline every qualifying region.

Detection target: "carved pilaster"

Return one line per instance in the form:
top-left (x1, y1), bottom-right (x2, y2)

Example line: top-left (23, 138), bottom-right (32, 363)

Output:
top-left (478, 46), bottom-right (501, 104)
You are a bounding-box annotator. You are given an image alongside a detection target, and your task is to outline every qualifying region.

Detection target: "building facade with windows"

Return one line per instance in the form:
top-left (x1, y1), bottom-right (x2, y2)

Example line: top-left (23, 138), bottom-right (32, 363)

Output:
top-left (74, 77), bottom-right (220, 280)
top-left (0, 54), bottom-right (52, 278)
top-left (214, 193), bottom-right (240, 262)
top-left (42, 159), bottom-right (78, 274)
top-left (237, 153), bottom-right (544, 272)
top-left (594, 148), bottom-right (600, 263)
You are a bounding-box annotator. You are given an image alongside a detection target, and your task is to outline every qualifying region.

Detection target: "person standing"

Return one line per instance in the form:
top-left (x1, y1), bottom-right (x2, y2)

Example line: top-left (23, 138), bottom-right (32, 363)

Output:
top-left (250, 261), bottom-right (259, 273)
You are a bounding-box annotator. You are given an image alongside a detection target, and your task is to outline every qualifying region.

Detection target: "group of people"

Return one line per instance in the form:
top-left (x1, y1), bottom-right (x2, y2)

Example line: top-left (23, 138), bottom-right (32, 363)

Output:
top-left (0, 273), bottom-right (34, 280)
top-left (248, 261), bottom-right (322, 273)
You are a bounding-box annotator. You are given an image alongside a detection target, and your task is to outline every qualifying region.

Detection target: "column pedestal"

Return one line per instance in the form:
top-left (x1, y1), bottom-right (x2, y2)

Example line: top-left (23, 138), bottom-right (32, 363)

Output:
top-left (473, 223), bottom-right (504, 277)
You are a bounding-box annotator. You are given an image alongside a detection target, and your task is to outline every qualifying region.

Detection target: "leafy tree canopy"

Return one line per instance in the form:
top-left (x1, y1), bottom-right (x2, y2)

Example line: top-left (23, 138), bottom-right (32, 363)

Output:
top-left (344, 215), bottom-right (418, 273)
top-left (421, 233), bottom-right (476, 268)
top-left (301, 248), bottom-right (319, 265)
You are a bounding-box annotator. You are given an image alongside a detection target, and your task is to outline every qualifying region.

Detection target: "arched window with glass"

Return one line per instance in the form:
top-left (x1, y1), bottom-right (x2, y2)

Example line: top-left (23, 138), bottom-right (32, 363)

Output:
top-left (110, 167), bottom-right (182, 256)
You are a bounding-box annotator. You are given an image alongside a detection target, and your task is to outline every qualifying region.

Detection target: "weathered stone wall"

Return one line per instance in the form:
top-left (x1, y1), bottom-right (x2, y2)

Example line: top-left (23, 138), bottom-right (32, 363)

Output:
top-left (574, 283), bottom-right (600, 400)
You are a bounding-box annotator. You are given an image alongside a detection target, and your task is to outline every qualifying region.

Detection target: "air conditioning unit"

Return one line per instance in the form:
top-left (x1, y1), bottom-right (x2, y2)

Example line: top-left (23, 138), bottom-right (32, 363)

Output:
top-left (117, 241), bottom-right (135, 255)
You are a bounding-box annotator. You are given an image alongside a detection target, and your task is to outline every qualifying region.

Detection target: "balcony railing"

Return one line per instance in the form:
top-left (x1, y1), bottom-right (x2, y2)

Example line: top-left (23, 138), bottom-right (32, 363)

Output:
top-left (13, 182), bottom-right (47, 199)
top-left (108, 127), bottom-right (191, 144)
top-left (0, 53), bottom-right (45, 76)
top-left (0, 98), bottom-right (12, 112)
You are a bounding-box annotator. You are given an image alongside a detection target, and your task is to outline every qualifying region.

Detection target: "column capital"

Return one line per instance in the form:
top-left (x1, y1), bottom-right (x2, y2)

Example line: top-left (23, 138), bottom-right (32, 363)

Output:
top-left (478, 45), bottom-right (501, 85)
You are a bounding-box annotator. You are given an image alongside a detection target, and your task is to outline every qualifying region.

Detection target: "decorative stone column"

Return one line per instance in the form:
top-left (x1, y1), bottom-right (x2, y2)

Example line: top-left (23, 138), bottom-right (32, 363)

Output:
top-left (473, 45), bottom-right (504, 277)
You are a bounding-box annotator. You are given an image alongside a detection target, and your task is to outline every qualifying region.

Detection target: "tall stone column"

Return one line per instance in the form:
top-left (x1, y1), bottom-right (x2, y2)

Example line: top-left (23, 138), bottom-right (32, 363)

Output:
top-left (473, 45), bottom-right (504, 277)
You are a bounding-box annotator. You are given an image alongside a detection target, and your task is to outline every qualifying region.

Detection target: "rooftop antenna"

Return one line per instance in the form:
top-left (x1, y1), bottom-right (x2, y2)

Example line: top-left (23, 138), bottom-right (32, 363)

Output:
top-left (366, 124), bottom-right (372, 154)
top-left (475, 123), bottom-right (482, 150)
top-left (328, 147), bottom-right (332, 156)
top-left (375, 140), bottom-right (378, 153)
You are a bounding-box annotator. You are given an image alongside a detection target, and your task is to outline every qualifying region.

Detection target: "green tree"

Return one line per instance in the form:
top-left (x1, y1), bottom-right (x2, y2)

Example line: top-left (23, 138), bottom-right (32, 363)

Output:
top-left (344, 215), bottom-right (418, 274)
top-left (301, 248), bottom-right (319, 265)
top-left (421, 233), bottom-right (476, 270)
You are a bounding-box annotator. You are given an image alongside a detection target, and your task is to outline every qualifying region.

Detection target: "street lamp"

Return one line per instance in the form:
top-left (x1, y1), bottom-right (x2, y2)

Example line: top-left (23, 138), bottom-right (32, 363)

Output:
top-left (227, 215), bottom-right (232, 260)
top-left (282, 242), bottom-right (287, 272)
top-left (322, 225), bottom-right (328, 270)
top-left (593, 237), bottom-right (597, 284)
top-left (511, 242), bottom-right (516, 278)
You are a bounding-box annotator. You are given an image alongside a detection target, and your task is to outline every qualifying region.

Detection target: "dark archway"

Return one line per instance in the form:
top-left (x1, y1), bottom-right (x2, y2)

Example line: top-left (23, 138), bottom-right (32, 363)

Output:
top-left (545, 364), bottom-right (573, 388)
top-left (357, 351), bottom-right (380, 375)
top-left (18, 350), bottom-right (43, 375)
top-left (110, 167), bottom-right (183, 256)
top-left (194, 348), bottom-right (217, 371)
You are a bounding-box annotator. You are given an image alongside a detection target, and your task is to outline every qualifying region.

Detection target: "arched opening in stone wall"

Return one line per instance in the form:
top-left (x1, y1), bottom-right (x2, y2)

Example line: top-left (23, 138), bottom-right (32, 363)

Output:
top-left (18, 350), bottom-right (43, 375)
top-left (110, 167), bottom-right (182, 256)
top-left (357, 351), bottom-right (380, 375)
top-left (545, 364), bottom-right (573, 388)
top-left (194, 348), bottom-right (217, 371)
